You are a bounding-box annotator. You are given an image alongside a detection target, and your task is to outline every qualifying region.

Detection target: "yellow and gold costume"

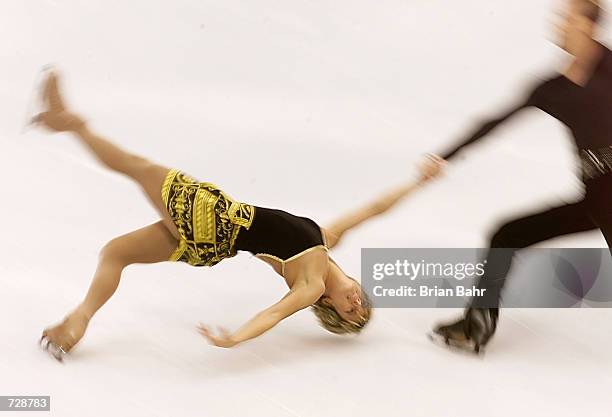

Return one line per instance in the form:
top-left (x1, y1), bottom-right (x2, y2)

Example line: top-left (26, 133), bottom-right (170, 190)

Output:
top-left (161, 169), bottom-right (255, 267)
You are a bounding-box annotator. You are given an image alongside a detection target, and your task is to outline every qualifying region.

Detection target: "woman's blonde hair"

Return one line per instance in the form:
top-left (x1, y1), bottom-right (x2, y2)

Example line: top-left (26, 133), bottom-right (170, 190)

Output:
top-left (311, 278), bottom-right (372, 335)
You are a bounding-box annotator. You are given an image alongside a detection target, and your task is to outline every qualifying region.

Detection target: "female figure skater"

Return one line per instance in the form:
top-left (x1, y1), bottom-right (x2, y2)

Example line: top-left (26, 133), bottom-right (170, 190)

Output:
top-left (34, 71), bottom-right (426, 360)
top-left (423, 0), bottom-right (612, 353)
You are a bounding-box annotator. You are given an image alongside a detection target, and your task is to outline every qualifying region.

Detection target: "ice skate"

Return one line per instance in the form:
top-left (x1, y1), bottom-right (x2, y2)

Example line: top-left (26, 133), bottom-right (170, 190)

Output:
top-left (30, 68), bottom-right (86, 133)
top-left (429, 308), bottom-right (499, 354)
top-left (40, 309), bottom-right (90, 362)
top-left (23, 66), bottom-right (53, 133)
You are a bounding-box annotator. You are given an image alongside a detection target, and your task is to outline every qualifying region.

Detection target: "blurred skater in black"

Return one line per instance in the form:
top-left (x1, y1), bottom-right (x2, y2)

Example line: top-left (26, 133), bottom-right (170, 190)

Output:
top-left (422, 0), bottom-right (612, 353)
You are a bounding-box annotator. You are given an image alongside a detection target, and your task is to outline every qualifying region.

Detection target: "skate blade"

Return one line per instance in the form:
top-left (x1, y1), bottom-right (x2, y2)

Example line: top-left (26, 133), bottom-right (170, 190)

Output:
top-left (427, 332), bottom-right (484, 357)
top-left (39, 336), bottom-right (66, 363)
top-left (22, 64), bottom-right (57, 134)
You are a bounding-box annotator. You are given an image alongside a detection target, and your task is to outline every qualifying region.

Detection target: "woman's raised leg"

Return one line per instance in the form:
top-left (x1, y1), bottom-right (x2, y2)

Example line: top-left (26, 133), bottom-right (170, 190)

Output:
top-left (33, 70), bottom-right (181, 240)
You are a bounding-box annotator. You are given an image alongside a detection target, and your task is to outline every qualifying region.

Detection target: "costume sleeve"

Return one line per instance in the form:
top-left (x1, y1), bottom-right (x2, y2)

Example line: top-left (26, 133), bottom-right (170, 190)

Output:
top-left (439, 81), bottom-right (546, 161)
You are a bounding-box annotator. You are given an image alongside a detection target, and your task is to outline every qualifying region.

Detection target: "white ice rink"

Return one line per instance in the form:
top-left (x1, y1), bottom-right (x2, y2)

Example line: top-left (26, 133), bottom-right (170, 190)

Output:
top-left (2, 1), bottom-right (612, 416)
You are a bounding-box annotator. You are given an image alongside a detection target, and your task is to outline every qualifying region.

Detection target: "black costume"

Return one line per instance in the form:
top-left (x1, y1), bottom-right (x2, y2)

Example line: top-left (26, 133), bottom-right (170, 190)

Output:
top-left (434, 43), bottom-right (612, 351)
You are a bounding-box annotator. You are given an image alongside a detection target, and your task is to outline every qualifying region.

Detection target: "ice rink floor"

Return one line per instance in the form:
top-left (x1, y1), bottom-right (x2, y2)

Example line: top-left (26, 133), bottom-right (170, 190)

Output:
top-left (2, 1), bottom-right (612, 416)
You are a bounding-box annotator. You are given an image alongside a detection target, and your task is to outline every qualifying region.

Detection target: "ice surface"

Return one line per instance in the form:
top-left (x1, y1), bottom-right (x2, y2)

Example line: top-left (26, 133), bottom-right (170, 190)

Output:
top-left (1, 1), bottom-right (611, 416)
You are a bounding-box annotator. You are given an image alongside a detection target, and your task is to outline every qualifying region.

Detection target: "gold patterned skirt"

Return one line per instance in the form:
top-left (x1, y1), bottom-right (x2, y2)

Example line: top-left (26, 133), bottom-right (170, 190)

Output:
top-left (161, 169), bottom-right (255, 267)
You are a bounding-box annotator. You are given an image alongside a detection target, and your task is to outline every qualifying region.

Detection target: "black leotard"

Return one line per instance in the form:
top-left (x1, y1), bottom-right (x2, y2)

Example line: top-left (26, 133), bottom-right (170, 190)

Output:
top-left (234, 207), bottom-right (325, 260)
top-left (441, 42), bottom-right (612, 160)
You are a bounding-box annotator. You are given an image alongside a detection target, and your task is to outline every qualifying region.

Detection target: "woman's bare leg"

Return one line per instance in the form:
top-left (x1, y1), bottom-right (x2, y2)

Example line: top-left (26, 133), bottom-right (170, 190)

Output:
top-left (34, 70), bottom-right (181, 240)
top-left (70, 124), bottom-right (181, 240)
top-left (41, 221), bottom-right (178, 358)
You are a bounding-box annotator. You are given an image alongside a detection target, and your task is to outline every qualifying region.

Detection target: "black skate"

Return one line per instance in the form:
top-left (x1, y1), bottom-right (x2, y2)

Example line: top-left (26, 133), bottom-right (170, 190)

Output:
top-left (429, 308), bottom-right (499, 354)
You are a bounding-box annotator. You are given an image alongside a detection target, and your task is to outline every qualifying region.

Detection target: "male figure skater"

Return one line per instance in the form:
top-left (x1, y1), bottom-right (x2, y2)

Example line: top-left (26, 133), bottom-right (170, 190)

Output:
top-left (422, 0), bottom-right (612, 353)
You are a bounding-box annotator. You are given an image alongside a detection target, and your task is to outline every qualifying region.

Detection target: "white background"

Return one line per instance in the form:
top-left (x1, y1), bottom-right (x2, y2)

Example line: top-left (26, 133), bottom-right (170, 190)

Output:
top-left (1, 1), bottom-right (611, 416)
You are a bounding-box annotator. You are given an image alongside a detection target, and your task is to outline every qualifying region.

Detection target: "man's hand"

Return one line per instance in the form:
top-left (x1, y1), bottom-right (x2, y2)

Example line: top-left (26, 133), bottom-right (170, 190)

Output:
top-left (197, 324), bottom-right (238, 348)
top-left (418, 153), bottom-right (447, 182)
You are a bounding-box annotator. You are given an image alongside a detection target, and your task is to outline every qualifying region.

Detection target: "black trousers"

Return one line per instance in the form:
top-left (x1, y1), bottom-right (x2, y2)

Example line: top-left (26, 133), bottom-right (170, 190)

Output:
top-left (472, 173), bottom-right (612, 309)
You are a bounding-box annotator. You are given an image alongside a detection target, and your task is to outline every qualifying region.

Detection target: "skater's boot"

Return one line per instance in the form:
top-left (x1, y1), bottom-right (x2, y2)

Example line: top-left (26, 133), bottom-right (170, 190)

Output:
top-left (432, 307), bottom-right (499, 354)
top-left (40, 308), bottom-right (90, 361)
top-left (32, 70), bottom-right (86, 133)
top-left (464, 307), bottom-right (498, 352)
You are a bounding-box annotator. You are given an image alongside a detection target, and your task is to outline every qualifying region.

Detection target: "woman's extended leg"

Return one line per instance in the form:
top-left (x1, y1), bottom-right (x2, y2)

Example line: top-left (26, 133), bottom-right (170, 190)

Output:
top-left (34, 70), bottom-right (181, 240)
top-left (41, 220), bottom-right (178, 357)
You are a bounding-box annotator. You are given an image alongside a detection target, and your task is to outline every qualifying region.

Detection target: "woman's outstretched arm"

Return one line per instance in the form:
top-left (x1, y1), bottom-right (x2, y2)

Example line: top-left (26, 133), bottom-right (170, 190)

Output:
top-left (323, 177), bottom-right (429, 250)
top-left (198, 280), bottom-right (325, 348)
